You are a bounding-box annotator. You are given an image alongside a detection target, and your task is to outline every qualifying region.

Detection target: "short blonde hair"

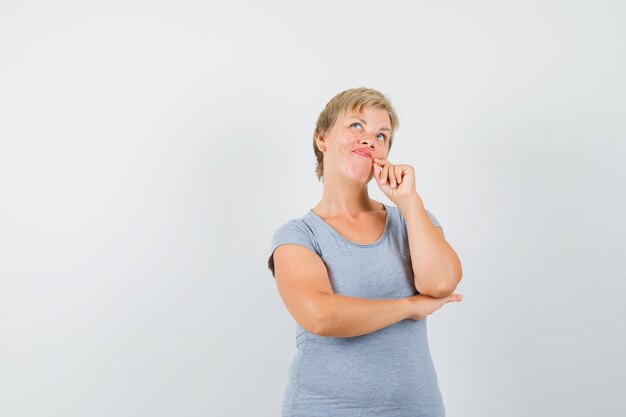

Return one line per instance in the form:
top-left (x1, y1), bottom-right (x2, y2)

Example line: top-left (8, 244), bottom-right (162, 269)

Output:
top-left (313, 87), bottom-right (399, 181)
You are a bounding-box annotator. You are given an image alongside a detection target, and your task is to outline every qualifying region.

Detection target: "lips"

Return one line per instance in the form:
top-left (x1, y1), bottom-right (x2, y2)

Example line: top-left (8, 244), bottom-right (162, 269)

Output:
top-left (354, 148), bottom-right (371, 158)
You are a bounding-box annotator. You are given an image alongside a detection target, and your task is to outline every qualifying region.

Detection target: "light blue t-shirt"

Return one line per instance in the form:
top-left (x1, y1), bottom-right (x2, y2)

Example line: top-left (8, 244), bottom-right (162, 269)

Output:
top-left (268, 203), bottom-right (446, 417)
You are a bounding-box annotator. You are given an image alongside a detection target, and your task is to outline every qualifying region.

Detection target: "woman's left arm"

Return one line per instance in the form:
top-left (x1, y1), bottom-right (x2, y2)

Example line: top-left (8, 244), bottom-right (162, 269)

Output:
top-left (372, 157), bottom-right (463, 298)
top-left (397, 195), bottom-right (463, 298)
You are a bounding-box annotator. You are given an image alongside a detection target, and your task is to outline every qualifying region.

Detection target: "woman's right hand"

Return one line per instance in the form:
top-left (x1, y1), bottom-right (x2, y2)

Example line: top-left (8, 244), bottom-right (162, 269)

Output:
top-left (406, 293), bottom-right (463, 320)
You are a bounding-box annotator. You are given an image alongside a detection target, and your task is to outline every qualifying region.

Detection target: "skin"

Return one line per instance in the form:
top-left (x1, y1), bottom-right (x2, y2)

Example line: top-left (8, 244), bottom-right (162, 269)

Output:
top-left (313, 107), bottom-right (463, 317)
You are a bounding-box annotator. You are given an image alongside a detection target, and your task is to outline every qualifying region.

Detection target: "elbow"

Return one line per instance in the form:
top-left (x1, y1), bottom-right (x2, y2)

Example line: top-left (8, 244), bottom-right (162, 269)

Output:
top-left (437, 272), bottom-right (463, 297)
top-left (414, 259), bottom-right (463, 298)
top-left (307, 308), bottom-right (330, 337)
top-left (436, 263), bottom-right (463, 296)
top-left (300, 292), bottom-right (335, 337)
top-left (418, 278), bottom-right (460, 299)
top-left (434, 285), bottom-right (456, 298)
top-left (423, 286), bottom-right (454, 299)
top-left (310, 307), bottom-right (341, 337)
top-left (300, 317), bottom-right (326, 336)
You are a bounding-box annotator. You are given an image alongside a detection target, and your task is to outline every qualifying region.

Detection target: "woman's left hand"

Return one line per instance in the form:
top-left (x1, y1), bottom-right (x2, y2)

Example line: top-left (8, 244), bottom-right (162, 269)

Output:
top-left (372, 157), bottom-right (421, 206)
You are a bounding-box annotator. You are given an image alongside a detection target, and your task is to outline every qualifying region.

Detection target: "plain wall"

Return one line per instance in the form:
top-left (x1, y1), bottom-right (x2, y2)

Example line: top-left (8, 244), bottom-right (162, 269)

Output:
top-left (1, 1), bottom-right (624, 416)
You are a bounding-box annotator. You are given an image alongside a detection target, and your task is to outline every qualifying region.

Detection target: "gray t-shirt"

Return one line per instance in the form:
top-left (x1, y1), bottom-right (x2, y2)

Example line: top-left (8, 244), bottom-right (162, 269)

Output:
top-left (268, 203), bottom-right (446, 417)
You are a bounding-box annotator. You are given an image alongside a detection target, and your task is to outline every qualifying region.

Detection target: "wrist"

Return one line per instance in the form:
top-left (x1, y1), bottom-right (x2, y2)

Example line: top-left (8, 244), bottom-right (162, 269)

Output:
top-left (396, 193), bottom-right (423, 214)
top-left (402, 296), bottom-right (416, 319)
top-left (404, 295), bottom-right (425, 320)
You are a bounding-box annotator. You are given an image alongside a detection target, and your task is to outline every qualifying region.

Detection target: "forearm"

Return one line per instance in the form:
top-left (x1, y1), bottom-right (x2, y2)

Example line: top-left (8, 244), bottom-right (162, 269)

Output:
top-left (398, 195), bottom-right (463, 298)
top-left (315, 293), bottom-right (413, 338)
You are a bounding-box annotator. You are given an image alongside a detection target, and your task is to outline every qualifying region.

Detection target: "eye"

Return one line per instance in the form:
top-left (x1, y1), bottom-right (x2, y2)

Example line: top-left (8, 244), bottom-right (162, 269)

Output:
top-left (376, 133), bottom-right (387, 141)
top-left (350, 122), bottom-right (362, 129)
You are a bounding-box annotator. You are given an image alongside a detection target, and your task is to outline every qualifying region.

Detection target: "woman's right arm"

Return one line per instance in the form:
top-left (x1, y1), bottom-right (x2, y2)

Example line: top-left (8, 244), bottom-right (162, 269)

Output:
top-left (272, 244), bottom-right (462, 338)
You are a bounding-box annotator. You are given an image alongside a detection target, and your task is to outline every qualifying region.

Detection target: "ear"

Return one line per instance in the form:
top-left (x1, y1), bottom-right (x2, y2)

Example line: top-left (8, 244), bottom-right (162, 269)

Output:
top-left (315, 133), bottom-right (326, 153)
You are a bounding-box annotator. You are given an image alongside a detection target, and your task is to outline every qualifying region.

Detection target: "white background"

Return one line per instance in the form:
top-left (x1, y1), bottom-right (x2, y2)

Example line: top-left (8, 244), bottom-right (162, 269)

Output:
top-left (1, 1), bottom-right (625, 416)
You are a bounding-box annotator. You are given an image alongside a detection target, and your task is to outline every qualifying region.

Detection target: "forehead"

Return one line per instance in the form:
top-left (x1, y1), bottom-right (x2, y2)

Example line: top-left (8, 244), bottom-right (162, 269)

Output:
top-left (340, 107), bottom-right (391, 127)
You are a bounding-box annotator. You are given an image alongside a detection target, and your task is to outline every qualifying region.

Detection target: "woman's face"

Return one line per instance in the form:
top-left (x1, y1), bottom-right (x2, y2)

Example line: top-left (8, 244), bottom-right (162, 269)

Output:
top-left (318, 107), bottom-right (392, 184)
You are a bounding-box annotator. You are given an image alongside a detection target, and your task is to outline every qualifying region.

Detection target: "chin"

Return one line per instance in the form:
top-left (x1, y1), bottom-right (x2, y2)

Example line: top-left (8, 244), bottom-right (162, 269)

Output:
top-left (349, 171), bottom-right (373, 185)
top-left (344, 170), bottom-right (362, 179)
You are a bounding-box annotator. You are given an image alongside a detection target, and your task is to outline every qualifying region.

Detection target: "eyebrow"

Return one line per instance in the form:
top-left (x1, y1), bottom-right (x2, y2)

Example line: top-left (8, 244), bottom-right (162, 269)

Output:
top-left (348, 116), bottom-right (391, 132)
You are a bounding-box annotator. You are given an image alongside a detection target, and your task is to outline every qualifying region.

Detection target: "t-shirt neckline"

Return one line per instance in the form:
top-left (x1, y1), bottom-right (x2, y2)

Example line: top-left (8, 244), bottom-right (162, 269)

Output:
top-left (307, 203), bottom-right (390, 247)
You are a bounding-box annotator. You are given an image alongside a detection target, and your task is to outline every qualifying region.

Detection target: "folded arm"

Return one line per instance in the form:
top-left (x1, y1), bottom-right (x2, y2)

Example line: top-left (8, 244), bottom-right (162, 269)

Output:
top-left (272, 244), bottom-right (416, 338)
top-left (398, 195), bottom-right (463, 298)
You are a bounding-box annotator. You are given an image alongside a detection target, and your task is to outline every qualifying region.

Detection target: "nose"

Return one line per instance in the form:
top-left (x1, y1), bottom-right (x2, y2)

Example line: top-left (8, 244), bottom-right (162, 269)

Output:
top-left (358, 133), bottom-right (377, 149)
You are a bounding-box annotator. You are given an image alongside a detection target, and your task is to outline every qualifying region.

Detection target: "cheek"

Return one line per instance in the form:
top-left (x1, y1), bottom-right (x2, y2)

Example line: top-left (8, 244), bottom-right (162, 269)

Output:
top-left (344, 137), bottom-right (358, 148)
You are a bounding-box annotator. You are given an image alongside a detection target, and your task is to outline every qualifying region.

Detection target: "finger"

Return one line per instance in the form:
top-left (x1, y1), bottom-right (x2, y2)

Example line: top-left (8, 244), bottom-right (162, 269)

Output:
top-left (373, 162), bottom-right (381, 181)
top-left (381, 163), bottom-right (390, 185)
top-left (388, 164), bottom-right (397, 188)
top-left (395, 165), bottom-right (403, 184)
top-left (375, 160), bottom-right (384, 184)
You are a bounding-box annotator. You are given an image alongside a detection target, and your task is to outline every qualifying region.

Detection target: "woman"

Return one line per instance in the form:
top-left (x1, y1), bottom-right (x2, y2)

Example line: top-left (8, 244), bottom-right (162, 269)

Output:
top-left (267, 87), bottom-right (463, 416)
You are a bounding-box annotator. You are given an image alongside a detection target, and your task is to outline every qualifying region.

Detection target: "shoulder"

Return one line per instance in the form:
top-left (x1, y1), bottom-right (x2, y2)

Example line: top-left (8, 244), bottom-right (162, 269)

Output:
top-left (271, 217), bottom-right (317, 245)
top-left (394, 204), bottom-right (444, 230)
top-left (268, 216), bottom-right (321, 277)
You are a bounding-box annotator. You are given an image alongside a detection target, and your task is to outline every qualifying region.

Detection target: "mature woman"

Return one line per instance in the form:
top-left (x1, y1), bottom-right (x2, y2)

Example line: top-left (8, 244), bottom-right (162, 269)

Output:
top-left (267, 87), bottom-right (463, 416)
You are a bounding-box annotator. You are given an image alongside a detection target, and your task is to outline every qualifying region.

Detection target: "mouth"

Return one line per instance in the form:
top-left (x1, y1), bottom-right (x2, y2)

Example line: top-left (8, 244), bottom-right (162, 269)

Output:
top-left (353, 149), bottom-right (371, 158)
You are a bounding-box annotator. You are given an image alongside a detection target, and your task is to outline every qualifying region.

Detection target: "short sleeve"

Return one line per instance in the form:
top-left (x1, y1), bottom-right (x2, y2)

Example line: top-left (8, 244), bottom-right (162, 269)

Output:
top-left (399, 207), bottom-right (443, 231)
top-left (425, 209), bottom-right (443, 230)
top-left (267, 219), bottom-right (320, 278)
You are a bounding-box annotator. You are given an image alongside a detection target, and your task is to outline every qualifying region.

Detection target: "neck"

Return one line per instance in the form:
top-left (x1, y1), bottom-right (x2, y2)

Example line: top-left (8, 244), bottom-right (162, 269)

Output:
top-left (313, 171), bottom-right (381, 218)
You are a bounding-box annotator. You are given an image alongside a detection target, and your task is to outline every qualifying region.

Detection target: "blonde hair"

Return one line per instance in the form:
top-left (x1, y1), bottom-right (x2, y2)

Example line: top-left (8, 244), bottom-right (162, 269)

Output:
top-left (313, 87), bottom-right (399, 181)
